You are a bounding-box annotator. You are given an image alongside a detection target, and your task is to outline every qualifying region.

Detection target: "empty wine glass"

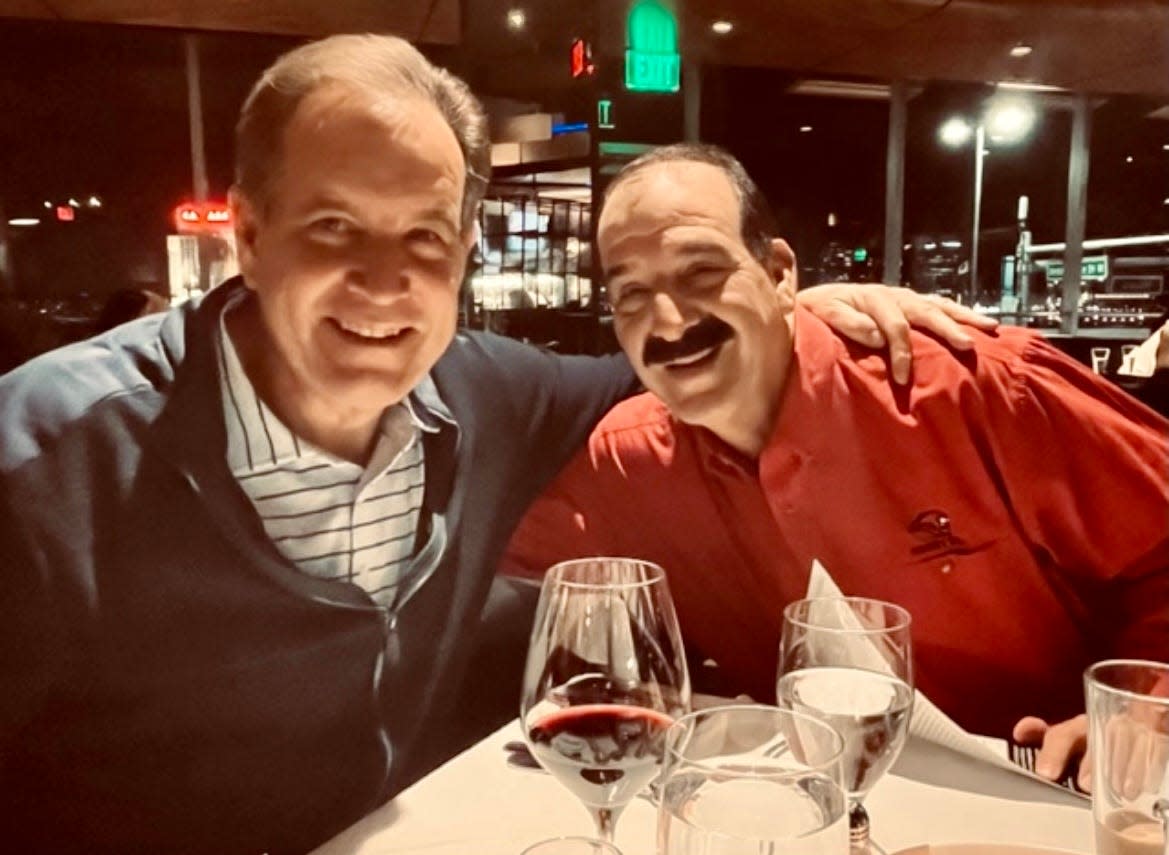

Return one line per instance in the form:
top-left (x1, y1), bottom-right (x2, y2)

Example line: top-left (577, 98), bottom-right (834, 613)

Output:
top-left (657, 704), bottom-right (849, 855)
top-left (777, 597), bottom-right (914, 852)
top-left (520, 558), bottom-right (691, 845)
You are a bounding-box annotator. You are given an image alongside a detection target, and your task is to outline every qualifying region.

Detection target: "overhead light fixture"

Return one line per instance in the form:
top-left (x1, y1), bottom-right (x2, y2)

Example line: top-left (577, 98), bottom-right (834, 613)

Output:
top-left (1126, 155), bottom-right (1134, 163)
top-left (711, 20), bottom-right (733, 35)
top-left (43, 201), bottom-right (52, 209)
top-left (799, 125), bottom-right (813, 133)
top-left (506, 8), bottom-right (526, 31)
top-left (68, 198), bottom-right (80, 207)
top-left (788, 79), bottom-right (891, 101)
top-left (87, 195), bottom-right (102, 208)
top-left (996, 81), bottom-right (1066, 94)
top-left (8, 218), bottom-right (40, 227)
top-left (1163, 144), bottom-right (1169, 150)
top-left (1009, 44), bottom-right (1033, 58)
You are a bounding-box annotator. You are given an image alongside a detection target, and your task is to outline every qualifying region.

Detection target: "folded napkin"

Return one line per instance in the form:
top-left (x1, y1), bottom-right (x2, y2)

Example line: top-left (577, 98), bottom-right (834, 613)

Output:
top-left (804, 560), bottom-right (1088, 803)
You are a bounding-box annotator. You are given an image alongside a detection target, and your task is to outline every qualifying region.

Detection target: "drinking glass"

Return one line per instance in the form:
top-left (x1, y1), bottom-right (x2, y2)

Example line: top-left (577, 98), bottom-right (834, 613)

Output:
top-left (657, 704), bottom-right (848, 855)
top-left (521, 838), bottom-right (623, 855)
top-left (520, 558), bottom-right (691, 844)
top-left (777, 597), bottom-right (914, 851)
top-left (1085, 659), bottom-right (1169, 855)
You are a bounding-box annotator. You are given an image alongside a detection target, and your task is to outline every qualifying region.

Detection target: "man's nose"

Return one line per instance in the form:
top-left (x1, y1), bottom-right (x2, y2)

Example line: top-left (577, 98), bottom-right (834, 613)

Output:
top-left (650, 292), bottom-right (690, 336)
top-left (347, 239), bottom-right (410, 300)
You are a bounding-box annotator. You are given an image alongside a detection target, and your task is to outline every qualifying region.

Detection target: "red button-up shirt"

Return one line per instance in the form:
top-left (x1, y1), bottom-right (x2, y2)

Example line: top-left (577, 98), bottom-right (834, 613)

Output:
top-left (504, 307), bottom-right (1169, 736)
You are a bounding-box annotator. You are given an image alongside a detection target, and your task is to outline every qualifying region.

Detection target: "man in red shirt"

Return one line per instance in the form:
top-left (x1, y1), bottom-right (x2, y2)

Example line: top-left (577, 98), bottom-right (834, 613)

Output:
top-left (503, 143), bottom-right (1169, 789)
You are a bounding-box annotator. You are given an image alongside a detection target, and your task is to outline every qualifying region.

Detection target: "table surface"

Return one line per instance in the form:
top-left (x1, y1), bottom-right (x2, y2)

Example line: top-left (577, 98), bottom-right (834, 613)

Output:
top-left (311, 721), bottom-right (1093, 855)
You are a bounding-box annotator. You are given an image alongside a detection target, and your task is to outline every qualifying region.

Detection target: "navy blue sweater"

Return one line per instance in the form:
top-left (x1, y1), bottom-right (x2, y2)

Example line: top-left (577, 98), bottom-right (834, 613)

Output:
top-left (0, 280), bottom-right (635, 853)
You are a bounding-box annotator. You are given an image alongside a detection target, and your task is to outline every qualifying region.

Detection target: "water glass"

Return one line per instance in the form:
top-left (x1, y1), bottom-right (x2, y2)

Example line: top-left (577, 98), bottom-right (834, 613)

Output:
top-left (1086, 659), bottom-right (1169, 855)
top-left (657, 704), bottom-right (848, 855)
top-left (521, 837), bottom-right (623, 855)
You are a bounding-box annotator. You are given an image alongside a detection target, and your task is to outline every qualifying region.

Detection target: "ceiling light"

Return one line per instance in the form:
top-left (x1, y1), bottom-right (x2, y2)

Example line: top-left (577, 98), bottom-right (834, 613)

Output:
top-left (711, 20), bottom-right (733, 35)
top-left (8, 218), bottom-right (40, 227)
top-left (1163, 144), bottom-right (1169, 151)
top-left (789, 80), bottom-right (891, 100)
top-left (87, 195), bottom-right (102, 208)
top-left (68, 197), bottom-right (80, 207)
top-left (1126, 155), bottom-right (1134, 163)
top-left (799, 125), bottom-right (813, 133)
top-left (43, 201), bottom-right (52, 209)
top-left (506, 8), bottom-right (526, 31)
top-left (996, 81), bottom-right (1066, 94)
top-left (1009, 44), bottom-right (1033, 58)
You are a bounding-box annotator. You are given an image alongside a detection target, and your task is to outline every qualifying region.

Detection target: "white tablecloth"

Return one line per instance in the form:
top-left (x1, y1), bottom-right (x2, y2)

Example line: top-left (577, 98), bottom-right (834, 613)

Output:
top-left (311, 721), bottom-right (1092, 855)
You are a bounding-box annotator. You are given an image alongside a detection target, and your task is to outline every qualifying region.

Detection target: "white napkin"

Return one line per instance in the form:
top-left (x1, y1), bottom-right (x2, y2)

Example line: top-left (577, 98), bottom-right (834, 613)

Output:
top-left (804, 560), bottom-right (1089, 802)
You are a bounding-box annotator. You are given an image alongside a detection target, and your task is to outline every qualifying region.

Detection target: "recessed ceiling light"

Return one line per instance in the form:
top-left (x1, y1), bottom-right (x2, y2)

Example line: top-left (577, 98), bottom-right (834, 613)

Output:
top-left (799, 125), bottom-right (813, 133)
top-left (1126, 155), bottom-right (1134, 163)
top-left (1163, 144), bottom-right (1169, 151)
top-left (506, 8), bottom-right (526, 31)
top-left (1009, 44), bottom-right (1033, 58)
top-left (43, 200), bottom-right (52, 209)
top-left (711, 20), bottom-right (733, 35)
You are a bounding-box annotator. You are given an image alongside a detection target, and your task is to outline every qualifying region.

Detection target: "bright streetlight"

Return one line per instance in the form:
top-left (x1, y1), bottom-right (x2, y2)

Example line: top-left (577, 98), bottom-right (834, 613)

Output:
top-left (939, 97), bottom-right (1036, 298)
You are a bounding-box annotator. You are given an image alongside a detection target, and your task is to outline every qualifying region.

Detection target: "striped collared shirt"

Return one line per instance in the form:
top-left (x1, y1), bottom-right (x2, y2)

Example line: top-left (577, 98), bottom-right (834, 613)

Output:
top-left (215, 295), bottom-right (433, 607)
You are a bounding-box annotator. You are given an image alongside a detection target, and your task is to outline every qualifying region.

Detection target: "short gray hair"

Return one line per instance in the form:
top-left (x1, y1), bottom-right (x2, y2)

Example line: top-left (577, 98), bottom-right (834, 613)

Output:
top-left (235, 33), bottom-right (490, 230)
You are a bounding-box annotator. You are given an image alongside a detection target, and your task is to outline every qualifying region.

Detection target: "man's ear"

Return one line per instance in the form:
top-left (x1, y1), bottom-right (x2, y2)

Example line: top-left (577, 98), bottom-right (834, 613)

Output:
top-left (229, 187), bottom-right (261, 286)
top-left (768, 237), bottom-right (799, 304)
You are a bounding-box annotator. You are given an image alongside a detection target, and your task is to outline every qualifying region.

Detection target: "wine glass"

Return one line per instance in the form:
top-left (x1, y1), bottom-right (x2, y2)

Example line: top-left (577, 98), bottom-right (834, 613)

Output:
top-left (520, 557), bottom-right (691, 845)
top-left (777, 597), bottom-right (914, 852)
top-left (657, 704), bottom-right (848, 855)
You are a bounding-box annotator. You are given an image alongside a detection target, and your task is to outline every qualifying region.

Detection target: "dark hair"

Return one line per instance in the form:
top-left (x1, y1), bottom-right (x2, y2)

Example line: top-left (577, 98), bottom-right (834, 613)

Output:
top-left (235, 34), bottom-right (490, 231)
top-left (603, 143), bottom-right (778, 263)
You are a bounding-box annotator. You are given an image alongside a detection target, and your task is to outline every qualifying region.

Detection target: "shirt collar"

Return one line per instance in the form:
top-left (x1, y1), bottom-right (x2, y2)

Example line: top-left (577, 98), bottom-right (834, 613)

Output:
top-left (405, 374), bottom-right (455, 433)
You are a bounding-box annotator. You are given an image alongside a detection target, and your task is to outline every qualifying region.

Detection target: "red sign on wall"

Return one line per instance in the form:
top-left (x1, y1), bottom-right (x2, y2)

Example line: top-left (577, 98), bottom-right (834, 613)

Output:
top-left (570, 38), bottom-right (595, 78)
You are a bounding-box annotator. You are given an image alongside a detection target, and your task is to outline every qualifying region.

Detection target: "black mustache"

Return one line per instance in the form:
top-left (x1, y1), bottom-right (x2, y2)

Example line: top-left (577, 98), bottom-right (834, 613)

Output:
top-left (643, 316), bottom-right (734, 367)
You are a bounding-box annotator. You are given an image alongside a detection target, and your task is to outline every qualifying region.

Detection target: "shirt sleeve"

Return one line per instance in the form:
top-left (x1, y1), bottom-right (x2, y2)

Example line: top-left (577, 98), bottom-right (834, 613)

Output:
top-left (981, 337), bottom-right (1169, 661)
top-left (498, 444), bottom-right (615, 581)
top-left (511, 347), bottom-right (640, 490)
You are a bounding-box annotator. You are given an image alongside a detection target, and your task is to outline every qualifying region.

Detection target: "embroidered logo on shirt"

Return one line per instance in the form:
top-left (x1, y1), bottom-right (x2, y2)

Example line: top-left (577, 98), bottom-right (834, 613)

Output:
top-left (907, 509), bottom-right (981, 560)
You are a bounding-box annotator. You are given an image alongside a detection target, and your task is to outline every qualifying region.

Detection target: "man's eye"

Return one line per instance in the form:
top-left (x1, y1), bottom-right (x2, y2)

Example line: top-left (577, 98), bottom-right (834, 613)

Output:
top-left (408, 228), bottom-right (454, 261)
top-left (614, 286), bottom-right (651, 313)
top-left (408, 228), bottom-right (446, 245)
top-left (687, 265), bottom-right (726, 285)
top-left (308, 218), bottom-right (354, 239)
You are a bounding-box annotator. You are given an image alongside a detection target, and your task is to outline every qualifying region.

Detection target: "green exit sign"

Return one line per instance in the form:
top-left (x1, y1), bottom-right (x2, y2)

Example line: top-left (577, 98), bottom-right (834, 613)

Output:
top-left (625, 0), bottom-right (680, 93)
top-left (1041, 255), bottom-right (1109, 283)
top-left (625, 51), bottom-right (680, 93)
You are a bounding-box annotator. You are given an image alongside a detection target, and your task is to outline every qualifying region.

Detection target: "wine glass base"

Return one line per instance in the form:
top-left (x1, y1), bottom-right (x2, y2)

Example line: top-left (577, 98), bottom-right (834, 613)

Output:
top-left (850, 802), bottom-right (871, 848)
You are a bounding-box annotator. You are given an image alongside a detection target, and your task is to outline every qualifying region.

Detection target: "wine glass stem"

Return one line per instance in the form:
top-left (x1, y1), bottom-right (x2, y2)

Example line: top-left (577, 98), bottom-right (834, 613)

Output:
top-left (589, 807), bottom-right (617, 843)
top-left (849, 801), bottom-right (871, 850)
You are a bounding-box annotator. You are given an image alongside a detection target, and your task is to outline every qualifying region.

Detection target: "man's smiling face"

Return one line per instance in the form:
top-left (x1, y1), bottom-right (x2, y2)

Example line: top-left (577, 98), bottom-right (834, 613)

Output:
top-left (231, 83), bottom-right (473, 436)
top-left (599, 159), bottom-right (797, 443)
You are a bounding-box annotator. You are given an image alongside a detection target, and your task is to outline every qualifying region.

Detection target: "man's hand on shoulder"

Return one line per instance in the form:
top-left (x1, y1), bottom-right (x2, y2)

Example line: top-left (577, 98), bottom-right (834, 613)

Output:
top-left (796, 283), bottom-right (998, 384)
